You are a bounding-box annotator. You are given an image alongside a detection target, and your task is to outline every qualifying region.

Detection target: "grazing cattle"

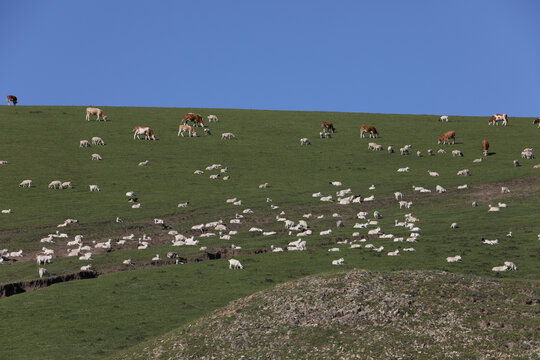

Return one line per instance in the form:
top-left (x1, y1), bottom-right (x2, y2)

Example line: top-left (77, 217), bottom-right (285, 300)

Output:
top-left (221, 132), bottom-right (236, 140)
top-left (86, 107), bottom-right (107, 121)
top-left (183, 113), bottom-right (205, 127)
top-left (207, 115), bottom-right (219, 122)
top-left (178, 124), bottom-right (197, 137)
top-left (322, 121), bottom-right (336, 133)
top-left (481, 140), bottom-right (489, 156)
top-left (489, 114), bottom-right (508, 126)
top-left (438, 130), bottom-right (456, 145)
top-left (534, 118), bottom-right (540, 128)
top-left (360, 126), bottom-right (379, 138)
top-left (6, 95), bottom-right (17, 106)
top-left (133, 126), bottom-right (156, 140)
top-left (439, 115), bottom-right (448, 122)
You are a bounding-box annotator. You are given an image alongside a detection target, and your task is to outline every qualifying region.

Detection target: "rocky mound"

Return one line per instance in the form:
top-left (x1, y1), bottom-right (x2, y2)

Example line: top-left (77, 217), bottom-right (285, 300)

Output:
top-left (118, 270), bottom-right (540, 359)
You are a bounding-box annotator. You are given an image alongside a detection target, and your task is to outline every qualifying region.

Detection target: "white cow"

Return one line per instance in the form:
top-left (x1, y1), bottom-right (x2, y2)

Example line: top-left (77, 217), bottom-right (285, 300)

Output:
top-left (86, 107), bottom-right (107, 121)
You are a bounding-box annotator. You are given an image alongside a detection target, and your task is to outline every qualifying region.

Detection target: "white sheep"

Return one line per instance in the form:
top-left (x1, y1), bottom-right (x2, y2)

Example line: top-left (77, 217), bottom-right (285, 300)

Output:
top-left (0, 160), bottom-right (8, 165)
top-left (387, 249), bottom-right (399, 256)
top-left (36, 255), bottom-right (52, 265)
top-left (48, 180), bottom-right (62, 189)
top-left (387, 146), bottom-right (394, 153)
top-left (61, 181), bottom-right (72, 189)
top-left (332, 258), bottom-right (344, 265)
top-left (428, 170), bottom-right (439, 177)
top-left (452, 149), bottom-right (463, 157)
top-left (457, 184), bottom-right (469, 190)
top-left (397, 167), bottom-right (410, 172)
top-left (132, 203), bottom-right (141, 208)
top-left (91, 153), bottom-right (102, 161)
top-left (19, 179), bottom-right (32, 188)
top-left (473, 158), bottom-right (483, 163)
top-left (221, 132), bottom-right (236, 140)
top-left (79, 140), bottom-right (90, 147)
top-left (394, 192), bottom-right (403, 200)
top-left (138, 160), bottom-right (149, 166)
top-left (450, 222), bottom-right (458, 228)
top-left (436, 185), bottom-right (446, 193)
top-left (38, 268), bottom-right (50, 278)
top-left (300, 138), bottom-right (311, 145)
top-left (91, 137), bottom-right (105, 145)
top-left (501, 186), bottom-right (510, 193)
top-left (80, 264), bottom-right (92, 271)
top-left (228, 259), bottom-right (243, 269)
top-left (457, 169), bottom-right (470, 176)
top-left (89, 184), bottom-right (100, 192)
top-left (178, 202), bottom-right (189, 208)
top-left (1, 209), bottom-right (12, 214)
top-left (259, 183), bottom-right (269, 189)
top-left (446, 255), bottom-right (462, 263)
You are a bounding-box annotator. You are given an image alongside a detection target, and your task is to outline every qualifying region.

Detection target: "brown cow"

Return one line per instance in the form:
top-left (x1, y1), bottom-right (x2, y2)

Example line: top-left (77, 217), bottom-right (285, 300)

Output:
top-left (438, 130), bottom-right (456, 145)
top-left (489, 114), bottom-right (508, 126)
top-left (482, 140), bottom-right (489, 156)
top-left (183, 113), bottom-right (205, 127)
top-left (322, 121), bottom-right (336, 133)
top-left (6, 95), bottom-right (17, 106)
top-left (360, 126), bottom-right (379, 138)
top-left (533, 118), bottom-right (540, 128)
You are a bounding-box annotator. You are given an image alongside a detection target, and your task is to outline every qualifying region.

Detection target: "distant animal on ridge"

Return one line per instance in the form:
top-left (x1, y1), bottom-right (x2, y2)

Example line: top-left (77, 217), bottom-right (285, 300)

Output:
top-left (6, 95), bottom-right (17, 106)
top-left (86, 107), bottom-right (107, 121)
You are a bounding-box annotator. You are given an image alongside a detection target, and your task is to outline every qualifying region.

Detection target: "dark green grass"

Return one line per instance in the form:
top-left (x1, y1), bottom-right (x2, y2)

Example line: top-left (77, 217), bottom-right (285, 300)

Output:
top-left (0, 106), bottom-right (538, 359)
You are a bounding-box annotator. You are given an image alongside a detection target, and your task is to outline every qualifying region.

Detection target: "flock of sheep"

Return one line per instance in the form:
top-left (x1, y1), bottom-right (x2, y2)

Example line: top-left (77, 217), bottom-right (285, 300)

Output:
top-left (0, 110), bottom-right (539, 279)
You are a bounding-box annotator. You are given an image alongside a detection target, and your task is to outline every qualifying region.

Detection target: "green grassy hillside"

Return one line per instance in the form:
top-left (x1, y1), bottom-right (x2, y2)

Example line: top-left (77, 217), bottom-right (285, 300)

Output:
top-left (0, 106), bottom-right (538, 359)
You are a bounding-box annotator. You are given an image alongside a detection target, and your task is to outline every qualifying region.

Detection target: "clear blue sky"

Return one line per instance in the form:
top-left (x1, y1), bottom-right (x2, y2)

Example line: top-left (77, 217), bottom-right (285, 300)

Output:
top-left (2, 0), bottom-right (539, 116)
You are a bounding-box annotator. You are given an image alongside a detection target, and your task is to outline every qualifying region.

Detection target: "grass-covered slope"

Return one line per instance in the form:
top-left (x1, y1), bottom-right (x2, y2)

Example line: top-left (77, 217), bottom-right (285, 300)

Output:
top-left (0, 106), bottom-right (538, 359)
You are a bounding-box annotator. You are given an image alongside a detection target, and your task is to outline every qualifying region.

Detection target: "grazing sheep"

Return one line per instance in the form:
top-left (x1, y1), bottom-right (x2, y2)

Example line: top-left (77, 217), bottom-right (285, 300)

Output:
top-left (61, 181), bottom-right (72, 189)
top-left (394, 192), bottom-right (403, 200)
top-left (363, 195), bottom-right (375, 202)
top-left (38, 268), bottom-right (50, 278)
top-left (91, 153), bottom-right (102, 161)
top-left (330, 181), bottom-right (342, 186)
top-left (48, 180), bottom-right (62, 189)
top-left (36, 255), bottom-right (52, 265)
top-left (300, 137), bottom-right (311, 145)
top-left (428, 170), bottom-right (439, 177)
top-left (178, 202), bottom-right (189, 208)
top-left (457, 169), bottom-right (470, 176)
top-left (0, 160), bottom-right (8, 165)
top-left (91, 137), bottom-right (105, 145)
top-left (221, 132), bottom-right (236, 140)
top-left (79, 140), bottom-right (90, 147)
top-left (473, 158), bottom-right (483, 163)
top-left (152, 254), bottom-right (161, 261)
top-left (209, 174), bottom-right (220, 180)
top-left (450, 222), bottom-right (458, 228)
top-left (207, 115), bottom-right (219, 122)
top-left (501, 186), bottom-right (510, 193)
top-left (416, 151), bottom-right (422, 157)
top-left (397, 167), bottom-right (410, 172)
top-left (388, 249), bottom-right (399, 256)
top-left (132, 203), bottom-right (141, 208)
top-left (1, 209), bottom-right (12, 214)
top-left (513, 160), bottom-right (520, 167)
top-left (194, 170), bottom-right (204, 174)
top-left (427, 149), bottom-right (433, 156)
top-left (228, 259), bottom-right (243, 269)
top-left (488, 204), bottom-right (500, 212)
top-left (19, 179), bottom-right (32, 188)
top-left (259, 183), bottom-right (269, 189)
top-left (138, 160), bottom-right (149, 166)
top-left (332, 258), bottom-right (344, 265)
top-left (457, 184), bottom-right (469, 190)
top-left (437, 149), bottom-right (446, 154)
top-left (89, 184), bottom-right (100, 192)
top-left (204, 128), bottom-right (211, 135)
top-left (387, 146), bottom-right (394, 153)
top-left (452, 150), bottom-right (463, 157)
top-left (222, 175), bottom-right (230, 181)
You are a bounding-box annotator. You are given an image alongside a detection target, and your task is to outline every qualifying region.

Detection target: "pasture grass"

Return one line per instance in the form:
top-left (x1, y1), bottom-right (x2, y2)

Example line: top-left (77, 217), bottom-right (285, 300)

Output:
top-left (0, 105), bottom-right (538, 359)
